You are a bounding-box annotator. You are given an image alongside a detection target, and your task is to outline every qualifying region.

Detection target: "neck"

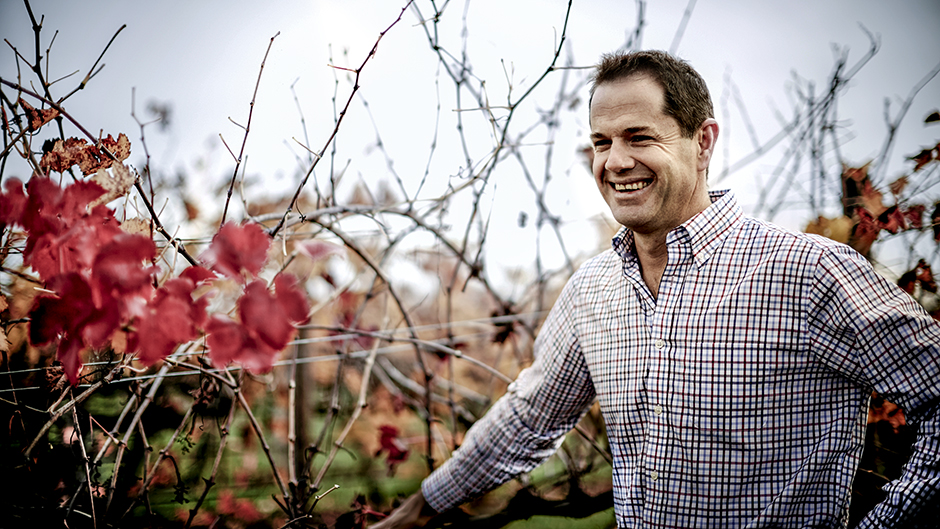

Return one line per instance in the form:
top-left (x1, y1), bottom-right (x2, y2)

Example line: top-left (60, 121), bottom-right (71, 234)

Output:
top-left (634, 233), bottom-right (669, 298)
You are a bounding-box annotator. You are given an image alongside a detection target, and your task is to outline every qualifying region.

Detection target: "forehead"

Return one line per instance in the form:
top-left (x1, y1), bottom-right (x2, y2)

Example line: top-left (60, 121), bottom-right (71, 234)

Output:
top-left (589, 74), bottom-right (668, 128)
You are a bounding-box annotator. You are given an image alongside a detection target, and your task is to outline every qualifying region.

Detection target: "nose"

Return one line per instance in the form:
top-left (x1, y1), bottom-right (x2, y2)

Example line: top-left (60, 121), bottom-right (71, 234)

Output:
top-left (605, 141), bottom-right (635, 174)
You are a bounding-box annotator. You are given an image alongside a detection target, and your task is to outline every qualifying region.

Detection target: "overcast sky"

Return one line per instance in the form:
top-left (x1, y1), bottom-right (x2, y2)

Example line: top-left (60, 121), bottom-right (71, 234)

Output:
top-left (2, 0), bottom-right (939, 283)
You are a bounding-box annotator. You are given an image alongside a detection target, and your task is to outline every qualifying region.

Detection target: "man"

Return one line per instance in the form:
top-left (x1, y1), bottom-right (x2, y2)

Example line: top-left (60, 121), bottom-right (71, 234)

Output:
top-left (374, 50), bottom-right (940, 528)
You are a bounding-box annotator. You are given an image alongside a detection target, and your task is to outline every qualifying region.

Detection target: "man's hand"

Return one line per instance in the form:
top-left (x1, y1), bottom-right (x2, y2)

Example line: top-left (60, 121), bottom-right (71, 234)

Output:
top-left (370, 490), bottom-right (437, 529)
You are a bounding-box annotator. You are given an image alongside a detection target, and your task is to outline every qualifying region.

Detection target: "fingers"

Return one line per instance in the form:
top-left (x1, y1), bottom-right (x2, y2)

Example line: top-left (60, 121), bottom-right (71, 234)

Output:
top-left (369, 491), bottom-right (433, 529)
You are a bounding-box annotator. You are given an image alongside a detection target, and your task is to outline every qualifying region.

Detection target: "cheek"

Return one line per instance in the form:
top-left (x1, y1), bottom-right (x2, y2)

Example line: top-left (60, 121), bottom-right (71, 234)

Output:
top-left (592, 153), bottom-right (606, 182)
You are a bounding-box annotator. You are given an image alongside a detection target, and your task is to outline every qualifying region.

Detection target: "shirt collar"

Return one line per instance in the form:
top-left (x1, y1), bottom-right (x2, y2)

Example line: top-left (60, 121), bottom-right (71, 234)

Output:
top-left (611, 190), bottom-right (742, 268)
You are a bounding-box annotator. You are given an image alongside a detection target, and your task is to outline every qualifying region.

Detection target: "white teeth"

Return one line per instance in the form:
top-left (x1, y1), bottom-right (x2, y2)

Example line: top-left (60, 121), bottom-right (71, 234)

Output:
top-left (613, 181), bottom-right (649, 191)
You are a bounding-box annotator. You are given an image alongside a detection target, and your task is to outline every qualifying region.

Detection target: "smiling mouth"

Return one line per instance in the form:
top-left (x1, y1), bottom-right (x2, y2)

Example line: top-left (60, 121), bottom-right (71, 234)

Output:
top-left (612, 179), bottom-right (651, 192)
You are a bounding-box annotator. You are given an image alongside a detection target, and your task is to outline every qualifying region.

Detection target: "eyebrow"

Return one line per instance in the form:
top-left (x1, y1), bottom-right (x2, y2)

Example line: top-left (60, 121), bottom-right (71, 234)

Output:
top-left (590, 126), bottom-right (652, 141)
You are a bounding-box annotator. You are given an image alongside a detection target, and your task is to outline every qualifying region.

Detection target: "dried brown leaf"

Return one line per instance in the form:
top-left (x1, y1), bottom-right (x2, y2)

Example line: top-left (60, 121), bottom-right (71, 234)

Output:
top-left (889, 176), bottom-right (909, 196)
top-left (909, 148), bottom-right (936, 172)
top-left (40, 137), bottom-right (96, 174)
top-left (39, 133), bottom-right (131, 175)
top-left (804, 215), bottom-right (852, 244)
top-left (90, 163), bottom-right (136, 207)
top-left (100, 133), bottom-right (131, 163)
top-left (19, 98), bottom-right (59, 131)
top-left (120, 217), bottom-right (151, 236)
top-left (841, 162), bottom-right (885, 217)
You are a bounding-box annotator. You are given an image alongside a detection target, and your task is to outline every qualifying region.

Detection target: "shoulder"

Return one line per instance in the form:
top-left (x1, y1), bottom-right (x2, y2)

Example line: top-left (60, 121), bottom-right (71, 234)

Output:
top-left (569, 249), bottom-right (621, 287)
top-left (732, 216), bottom-right (860, 264)
top-left (736, 218), bottom-right (905, 307)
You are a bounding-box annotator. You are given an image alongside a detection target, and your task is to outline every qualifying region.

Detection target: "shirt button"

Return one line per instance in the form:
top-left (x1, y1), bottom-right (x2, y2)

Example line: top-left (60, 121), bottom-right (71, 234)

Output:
top-left (654, 339), bottom-right (666, 350)
top-left (653, 405), bottom-right (663, 416)
top-left (650, 471), bottom-right (659, 481)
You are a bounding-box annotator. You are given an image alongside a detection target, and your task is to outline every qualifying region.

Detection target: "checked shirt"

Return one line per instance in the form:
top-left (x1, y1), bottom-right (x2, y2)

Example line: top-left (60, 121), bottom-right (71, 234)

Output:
top-left (422, 191), bottom-right (940, 528)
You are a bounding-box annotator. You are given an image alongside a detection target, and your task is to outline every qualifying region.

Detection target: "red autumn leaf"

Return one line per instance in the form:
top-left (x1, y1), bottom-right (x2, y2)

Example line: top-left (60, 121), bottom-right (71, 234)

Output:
top-left (375, 425), bottom-right (410, 475)
top-left (841, 162), bottom-right (884, 217)
top-left (273, 274), bottom-right (310, 324)
top-left (126, 269), bottom-right (213, 365)
top-left (19, 178), bottom-right (121, 281)
top-left (29, 273), bottom-right (91, 346)
top-left (21, 177), bottom-right (105, 237)
top-left (29, 273), bottom-right (118, 384)
top-left (878, 205), bottom-right (906, 234)
top-left (239, 278), bottom-right (306, 353)
top-left (899, 259), bottom-right (938, 295)
top-left (19, 98), bottom-right (59, 131)
top-left (57, 333), bottom-right (87, 386)
top-left (206, 273), bottom-right (303, 375)
top-left (164, 269), bottom-right (213, 330)
top-left (129, 293), bottom-right (198, 365)
top-left (179, 265), bottom-right (216, 286)
top-left (903, 204), bottom-right (925, 229)
top-left (205, 316), bottom-right (246, 368)
top-left (0, 178), bottom-right (27, 228)
top-left (234, 335), bottom-right (281, 374)
top-left (297, 240), bottom-right (344, 262)
top-left (201, 222), bottom-right (270, 282)
top-left (849, 208), bottom-right (880, 256)
top-left (90, 234), bottom-right (157, 311)
top-left (915, 259), bottom-right (937, 293)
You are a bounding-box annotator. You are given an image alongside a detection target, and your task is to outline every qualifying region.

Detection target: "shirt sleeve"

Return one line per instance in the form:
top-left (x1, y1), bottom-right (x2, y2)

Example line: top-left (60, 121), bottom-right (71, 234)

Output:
top-left (421, 273), bottom-right (597, 513)
top-left (806, 244), bottom-right (940, 528)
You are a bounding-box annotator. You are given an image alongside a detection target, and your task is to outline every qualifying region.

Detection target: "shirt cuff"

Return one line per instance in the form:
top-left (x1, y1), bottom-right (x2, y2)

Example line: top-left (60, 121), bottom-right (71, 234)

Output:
top-left (421, 457), bottom-right (469, 513)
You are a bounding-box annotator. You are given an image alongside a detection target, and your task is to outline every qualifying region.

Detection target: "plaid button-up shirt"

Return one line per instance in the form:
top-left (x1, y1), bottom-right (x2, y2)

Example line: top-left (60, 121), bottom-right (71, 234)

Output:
top-left (423, 191), bottom-right (940, 528)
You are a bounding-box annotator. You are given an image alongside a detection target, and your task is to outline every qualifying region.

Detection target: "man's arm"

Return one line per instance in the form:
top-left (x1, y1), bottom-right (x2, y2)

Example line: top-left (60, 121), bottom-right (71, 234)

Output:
top-left (374, 272), bottom-right (598, 524)
top-left (370, 490), bottom-right (436, 529)
top-left (808, 245), bottom-right (940, 527)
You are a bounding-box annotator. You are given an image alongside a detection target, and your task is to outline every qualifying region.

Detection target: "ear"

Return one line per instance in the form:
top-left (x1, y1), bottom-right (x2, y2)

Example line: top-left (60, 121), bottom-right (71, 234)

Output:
top-left (696, 118), bottom-right (719, 173)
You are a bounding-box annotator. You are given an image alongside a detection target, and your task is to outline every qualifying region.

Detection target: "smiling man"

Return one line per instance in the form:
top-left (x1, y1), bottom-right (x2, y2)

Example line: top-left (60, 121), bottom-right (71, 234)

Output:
top-left (373, 50), bottom-right (940, 528)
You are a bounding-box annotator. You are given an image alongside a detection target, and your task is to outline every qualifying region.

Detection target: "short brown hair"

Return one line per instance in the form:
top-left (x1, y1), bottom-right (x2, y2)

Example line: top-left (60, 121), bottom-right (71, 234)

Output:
top-left (590, 50), bottom-right (713, 138)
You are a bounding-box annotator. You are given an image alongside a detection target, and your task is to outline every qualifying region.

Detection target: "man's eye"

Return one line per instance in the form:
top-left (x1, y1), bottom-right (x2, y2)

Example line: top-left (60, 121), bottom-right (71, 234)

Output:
top-left (632, 136), bottom-right (652, 142)
top-left (593, 140), bottom-right (610, 150)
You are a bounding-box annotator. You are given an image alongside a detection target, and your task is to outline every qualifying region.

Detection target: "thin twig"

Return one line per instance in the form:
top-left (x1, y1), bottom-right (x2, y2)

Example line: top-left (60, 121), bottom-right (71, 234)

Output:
top-left (220, 32), bottom-right (279, 227)
top-left (269, 1), bottom-right (415, 238)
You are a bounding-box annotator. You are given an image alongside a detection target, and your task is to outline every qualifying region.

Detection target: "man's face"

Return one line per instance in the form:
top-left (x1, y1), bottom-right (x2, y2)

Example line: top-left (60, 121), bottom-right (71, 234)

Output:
top-left (590, 75), bottom-right (712, 236)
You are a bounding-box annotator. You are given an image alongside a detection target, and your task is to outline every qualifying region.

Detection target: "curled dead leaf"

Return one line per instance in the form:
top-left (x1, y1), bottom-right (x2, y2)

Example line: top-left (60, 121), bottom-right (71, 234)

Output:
top-left (90, 163), bottom-right (136, 207)
top-left (888, 176), bottom-right (909, 196)
top-left (120, 217), bottom-right (151, 236)
top-left (841, 162), bottom-right (884, 217)
top-left (39, 134), bottom-right (131, 175)
top-left (19, 98), bottom-right (59, 131)
top-left (909, 148), bottom-right (936, 172)
top-left (100, 133), bottom-right (131, 163)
